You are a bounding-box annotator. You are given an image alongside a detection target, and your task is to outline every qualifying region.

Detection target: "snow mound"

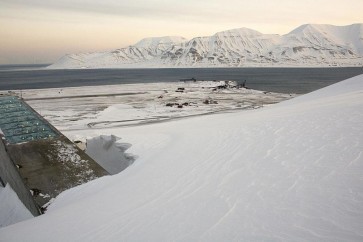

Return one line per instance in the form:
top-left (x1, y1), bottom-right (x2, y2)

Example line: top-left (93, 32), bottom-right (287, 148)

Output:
top-left (0, 184), bottom-right (33, 228)
top-left (86, 135), bottom-right (135, 175)
top-left (0, 75), bottom-right (363, 241)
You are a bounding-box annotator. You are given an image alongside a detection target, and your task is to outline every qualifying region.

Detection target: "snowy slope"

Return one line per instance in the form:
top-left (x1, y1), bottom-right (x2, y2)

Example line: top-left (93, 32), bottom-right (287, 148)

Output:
top-left (162, 28), bottom-right (281, 67)
top-left (1, 74), bottom-right (362, 241)
top-left (286, 24), bottom-right (363, 55)
top-left (48, 24), bottom-right (363, 68)
top-left (50, 36), bottom-right (187, 69)
top-left (274, 24), bottom-right (363, 66)
top-left (134, 36), bottom-right (187, 51)
top-left (0, 184), bottom-right (33, 228)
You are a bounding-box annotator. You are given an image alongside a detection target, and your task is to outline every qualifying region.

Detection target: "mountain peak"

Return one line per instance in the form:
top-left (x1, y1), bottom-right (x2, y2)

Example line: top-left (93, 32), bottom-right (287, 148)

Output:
top-left (215, 27), bottom-right (263, 37)
top-left (288, 23), bottom-right (363, 36)
top-left (48, 23), bottom-right (363, 69)
top-left (288, 23), bottom-right (325, 35)
top-left (134, 36), bottom-right (187, 49)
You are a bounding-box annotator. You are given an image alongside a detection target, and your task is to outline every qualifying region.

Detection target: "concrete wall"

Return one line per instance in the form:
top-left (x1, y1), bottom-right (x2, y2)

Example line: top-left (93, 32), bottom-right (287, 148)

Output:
top-left (6, 136), bottom-right (109, 208)
top-left (0, 97), bottom-right (108, 214)
top-left (0, 138), bottom-right (40, 216)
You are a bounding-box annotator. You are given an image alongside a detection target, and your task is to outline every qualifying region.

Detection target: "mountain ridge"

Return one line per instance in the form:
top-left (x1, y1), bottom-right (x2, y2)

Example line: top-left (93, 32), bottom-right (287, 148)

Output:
top-left (48, 23), bottom-right (363, 69)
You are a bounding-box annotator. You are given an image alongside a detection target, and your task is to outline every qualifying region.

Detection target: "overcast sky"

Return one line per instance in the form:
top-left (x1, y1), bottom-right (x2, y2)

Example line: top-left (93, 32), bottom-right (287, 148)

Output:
top-left (0, 0), bottom-right (362, 64)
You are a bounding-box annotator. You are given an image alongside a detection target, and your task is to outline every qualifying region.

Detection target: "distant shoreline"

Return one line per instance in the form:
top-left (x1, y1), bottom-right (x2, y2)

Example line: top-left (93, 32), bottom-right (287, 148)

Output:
top-left (1, 67), bottom-right (362, 94)
top-left (1, 64), bottom-right (362, 71)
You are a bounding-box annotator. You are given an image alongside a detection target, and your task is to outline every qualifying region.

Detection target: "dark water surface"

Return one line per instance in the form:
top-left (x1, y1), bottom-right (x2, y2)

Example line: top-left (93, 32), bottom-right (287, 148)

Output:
top-left (0, 65), bottom-right (362, 94)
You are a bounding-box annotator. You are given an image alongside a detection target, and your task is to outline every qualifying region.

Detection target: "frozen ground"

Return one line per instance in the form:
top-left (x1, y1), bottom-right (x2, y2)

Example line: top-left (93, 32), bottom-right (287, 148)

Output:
top-left (0, 75), bottom-right (362, 241)
top-left (8, 81), bottom-right (295, 133)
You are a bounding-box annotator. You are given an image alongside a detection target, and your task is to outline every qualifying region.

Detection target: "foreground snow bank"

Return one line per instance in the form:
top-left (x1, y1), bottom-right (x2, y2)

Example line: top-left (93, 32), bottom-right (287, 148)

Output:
top-left (0, 184), bottom-right (33, 228)
top-left (1, 75), bottom-right (363, 241)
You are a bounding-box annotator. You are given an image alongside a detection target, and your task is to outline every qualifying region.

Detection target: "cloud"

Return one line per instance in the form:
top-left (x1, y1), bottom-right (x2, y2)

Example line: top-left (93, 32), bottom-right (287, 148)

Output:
top-left (0, 0), bottom-right (284, 25)
top-left (1, 0), bottom-right (212, 20)
top-left (2, 0), bottom-right (362, 32)
top-left (2, 0), bottom-right (363, 26)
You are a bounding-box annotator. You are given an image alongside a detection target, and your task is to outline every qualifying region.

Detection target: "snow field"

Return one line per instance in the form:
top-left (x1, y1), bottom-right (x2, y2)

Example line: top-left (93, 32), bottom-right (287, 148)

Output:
top-left (15, 81), bottom-right (293, 131)
top-left (0, 75), bottom-right (362, 241)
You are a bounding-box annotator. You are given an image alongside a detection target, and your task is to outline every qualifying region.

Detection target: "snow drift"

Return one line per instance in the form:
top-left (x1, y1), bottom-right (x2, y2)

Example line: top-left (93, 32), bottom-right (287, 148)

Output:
top-left (85, 135), bottom-right (135, 175)
top-left (48, 23), bottom-right (363, 69)
top-left (0, 184), bottom-right (33, 228)
top-left (0, 74), bottom-right (362, 241)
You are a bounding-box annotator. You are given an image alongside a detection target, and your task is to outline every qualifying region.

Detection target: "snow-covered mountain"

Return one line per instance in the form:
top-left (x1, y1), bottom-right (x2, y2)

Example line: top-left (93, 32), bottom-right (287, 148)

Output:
top-left (48, 24), bottom-right (363, 68)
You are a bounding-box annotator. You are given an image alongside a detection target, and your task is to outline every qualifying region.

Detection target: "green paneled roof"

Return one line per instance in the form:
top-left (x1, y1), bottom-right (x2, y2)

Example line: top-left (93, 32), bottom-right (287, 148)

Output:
top-left (0, 96), bottom-right (58, 144)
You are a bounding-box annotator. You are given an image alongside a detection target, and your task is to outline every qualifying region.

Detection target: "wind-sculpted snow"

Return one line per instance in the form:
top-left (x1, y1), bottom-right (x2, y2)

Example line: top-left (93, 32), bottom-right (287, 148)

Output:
top-left (1, 74), bottom-right (362, 241)
top-left (48, 24), bottom-right (363, 68)
top-left (85, 135), bottom-right (135, 175)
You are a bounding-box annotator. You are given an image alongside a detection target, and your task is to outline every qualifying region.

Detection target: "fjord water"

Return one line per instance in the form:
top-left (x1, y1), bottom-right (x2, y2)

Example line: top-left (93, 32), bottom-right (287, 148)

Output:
top-left (0, 65), bottom-right (362, 94)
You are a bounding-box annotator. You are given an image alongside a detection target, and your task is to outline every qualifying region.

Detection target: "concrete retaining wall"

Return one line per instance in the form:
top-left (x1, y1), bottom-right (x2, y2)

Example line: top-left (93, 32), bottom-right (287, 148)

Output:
top-left (0, 138), bottom-right (40, 216)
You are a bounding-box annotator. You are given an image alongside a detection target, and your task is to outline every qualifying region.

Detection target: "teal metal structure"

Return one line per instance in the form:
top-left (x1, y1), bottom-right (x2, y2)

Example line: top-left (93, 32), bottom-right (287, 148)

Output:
top-left (0, 96), bottom-right (58, 144)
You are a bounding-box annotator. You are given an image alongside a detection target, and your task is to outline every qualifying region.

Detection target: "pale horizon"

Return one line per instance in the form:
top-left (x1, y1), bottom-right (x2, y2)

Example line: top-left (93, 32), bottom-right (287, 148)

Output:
top-left (1, 0), bottom-right (362, 64)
